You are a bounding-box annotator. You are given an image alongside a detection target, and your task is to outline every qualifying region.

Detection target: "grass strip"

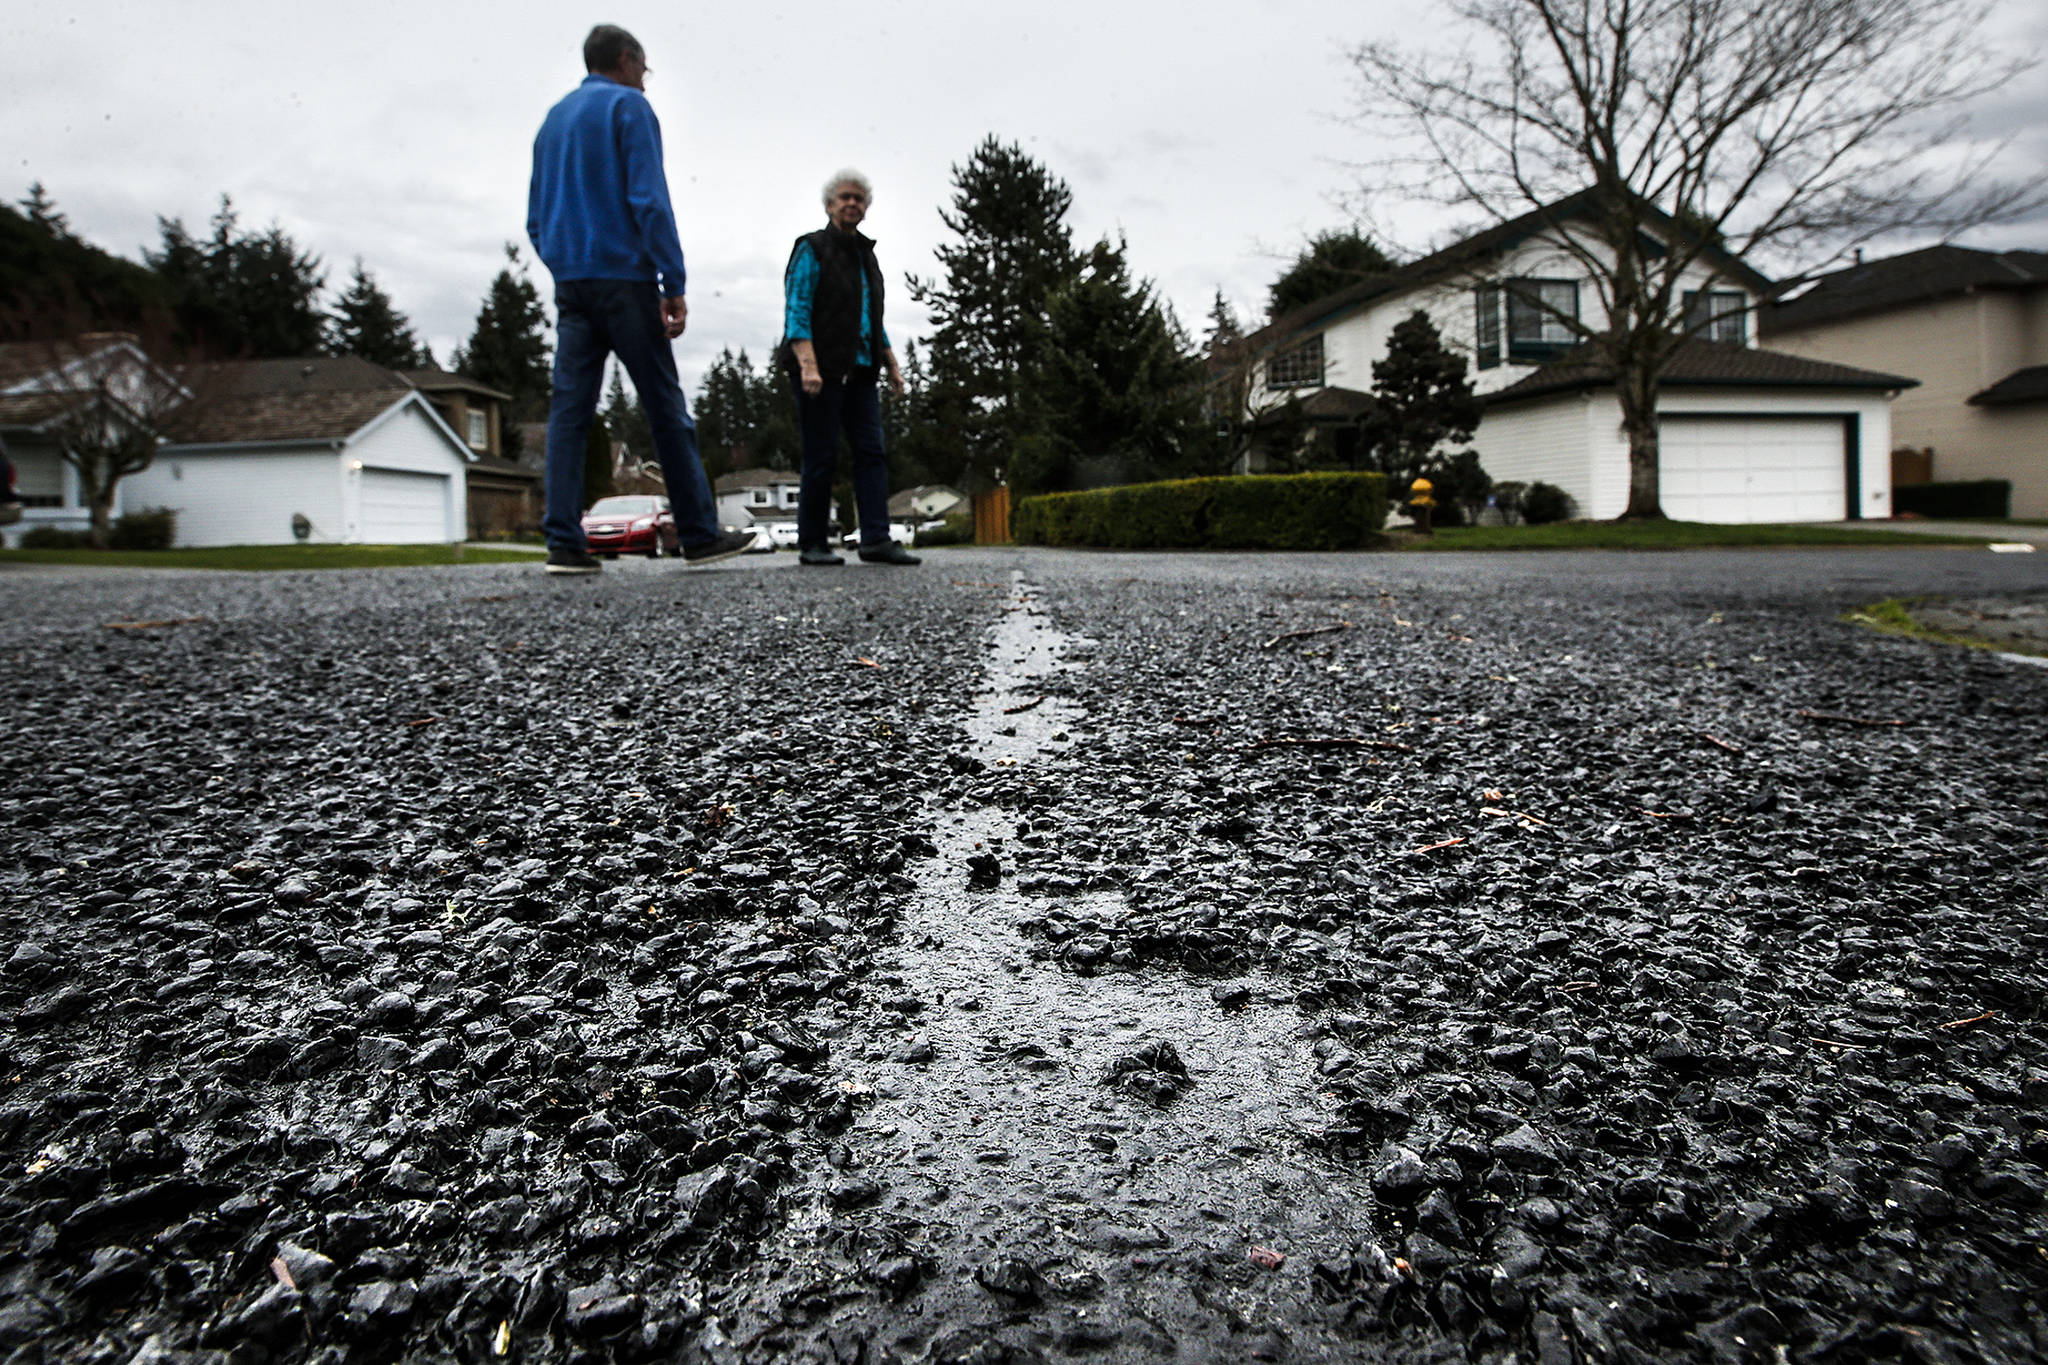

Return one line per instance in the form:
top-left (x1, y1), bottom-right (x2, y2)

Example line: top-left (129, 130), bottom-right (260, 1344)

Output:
top-left (1844, 597), bottom-right (2048, 659)
top-left (0, 545), bottom-right (546, 571)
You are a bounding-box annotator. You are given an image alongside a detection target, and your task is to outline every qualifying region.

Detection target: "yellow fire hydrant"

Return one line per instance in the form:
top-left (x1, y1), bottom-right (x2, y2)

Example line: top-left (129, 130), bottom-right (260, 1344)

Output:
top-left (1407, 477), bottom-right (1436, 534)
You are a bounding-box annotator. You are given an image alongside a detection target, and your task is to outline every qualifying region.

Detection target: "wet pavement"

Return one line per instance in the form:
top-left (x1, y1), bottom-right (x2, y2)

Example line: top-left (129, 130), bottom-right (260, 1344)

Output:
top-left (3, 544), bottom-right (2047, 1364)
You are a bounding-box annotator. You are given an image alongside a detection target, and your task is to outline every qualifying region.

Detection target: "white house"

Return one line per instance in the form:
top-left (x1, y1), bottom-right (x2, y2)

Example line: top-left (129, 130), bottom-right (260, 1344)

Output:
top-left (1239, 193), bottom-right (1916, 522)
top-left (713, 466), bottom-right (803, 530)
top-left (2, 346), bottom-right (475, 547)
top-left (888, 484), bottom-right (967, 522)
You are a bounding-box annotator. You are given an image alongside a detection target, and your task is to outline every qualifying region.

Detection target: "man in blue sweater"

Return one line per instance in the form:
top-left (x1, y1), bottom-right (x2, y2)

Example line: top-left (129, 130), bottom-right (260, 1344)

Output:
top-left (527, 24), bottom-right (753, 575)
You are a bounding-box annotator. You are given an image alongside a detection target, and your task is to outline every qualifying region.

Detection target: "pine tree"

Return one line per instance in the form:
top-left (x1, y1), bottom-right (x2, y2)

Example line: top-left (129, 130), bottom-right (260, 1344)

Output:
top-left (1020, 237), bottom-right (1202, 495)
top-left (20, 183), bottom-right (70, 239)
top-left (458, 245), bottom-right (552, 458)
top-left (907, 136), bottom-right (1080, 487)
top-left (326, 259), bottom-right (425, 369)
top-left (602, 365), bottom-right (655, 474)
top-left (1268, 228), bottom-right (1396, 318)
top-left (146, 195), bottom-right (326, 358)
top-left (1358, 310), bottom-right (1482, 489)
top-left (583, 418), bottom-right (615, 510)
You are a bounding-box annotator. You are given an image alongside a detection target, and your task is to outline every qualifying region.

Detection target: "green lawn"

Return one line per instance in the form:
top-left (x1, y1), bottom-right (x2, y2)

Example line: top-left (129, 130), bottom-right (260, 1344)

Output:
top-left (0, 544), bottom-right (547, 571)
top-left (1408, 521), bottom-right (1992, 550)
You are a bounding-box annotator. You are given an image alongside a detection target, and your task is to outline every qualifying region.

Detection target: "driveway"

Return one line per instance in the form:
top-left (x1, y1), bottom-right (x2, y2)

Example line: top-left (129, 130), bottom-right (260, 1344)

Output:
top-left (2, 545), bottom-right (2044, 1363)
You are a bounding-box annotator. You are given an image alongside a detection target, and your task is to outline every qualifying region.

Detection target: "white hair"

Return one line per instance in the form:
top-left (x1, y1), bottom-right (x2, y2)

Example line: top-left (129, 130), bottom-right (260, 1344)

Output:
top-left (822, 169), bottom-right (873, 208)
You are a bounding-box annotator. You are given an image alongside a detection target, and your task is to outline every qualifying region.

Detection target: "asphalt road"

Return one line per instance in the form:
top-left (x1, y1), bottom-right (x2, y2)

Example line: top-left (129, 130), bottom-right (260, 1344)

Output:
top-left (3, 544), bottom-right (2045, 1364)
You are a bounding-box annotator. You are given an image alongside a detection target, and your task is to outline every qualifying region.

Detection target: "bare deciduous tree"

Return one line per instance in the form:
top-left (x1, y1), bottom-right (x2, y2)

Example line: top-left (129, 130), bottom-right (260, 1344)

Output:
top-left (1349, 0), bottom-right (2041, 518)
top-left (20, 331), bottom-right (196, 547)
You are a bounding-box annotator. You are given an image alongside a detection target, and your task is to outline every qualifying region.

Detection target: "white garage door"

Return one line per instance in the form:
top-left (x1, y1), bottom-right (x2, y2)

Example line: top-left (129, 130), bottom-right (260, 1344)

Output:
top-left (360, 468), bottom-right (450, 543)
top-left (1660, 417), bottom-right (1846, 523)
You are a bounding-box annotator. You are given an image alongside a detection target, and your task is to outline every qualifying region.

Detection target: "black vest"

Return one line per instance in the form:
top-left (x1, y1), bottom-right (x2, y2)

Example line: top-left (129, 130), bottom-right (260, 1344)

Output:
top-left (781, 227), bottom-right (884, 382)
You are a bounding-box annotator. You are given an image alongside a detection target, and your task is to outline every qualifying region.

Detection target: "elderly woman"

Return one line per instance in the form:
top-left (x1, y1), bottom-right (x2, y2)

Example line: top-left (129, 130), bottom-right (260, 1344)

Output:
top-left (778, 169), bottom-right (917, 566)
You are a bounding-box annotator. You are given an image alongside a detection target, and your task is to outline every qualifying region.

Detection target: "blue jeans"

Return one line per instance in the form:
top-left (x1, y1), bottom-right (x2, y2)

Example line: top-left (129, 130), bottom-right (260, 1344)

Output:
top-left (793, 370), bottom-right (891, 549)
top-left (543, 279), bottom-right (719, 551)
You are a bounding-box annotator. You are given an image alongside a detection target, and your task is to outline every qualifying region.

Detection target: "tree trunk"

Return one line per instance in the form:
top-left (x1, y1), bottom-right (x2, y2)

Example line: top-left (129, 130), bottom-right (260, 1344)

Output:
top-left (87, 484), bottom-right (117, 550)
top-left (1617, 357), bottom-right (1666, 521)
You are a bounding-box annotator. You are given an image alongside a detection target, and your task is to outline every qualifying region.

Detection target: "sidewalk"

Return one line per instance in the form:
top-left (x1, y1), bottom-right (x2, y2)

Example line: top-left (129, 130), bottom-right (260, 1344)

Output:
top-left (1828, 519), bottom-right (2048, 546)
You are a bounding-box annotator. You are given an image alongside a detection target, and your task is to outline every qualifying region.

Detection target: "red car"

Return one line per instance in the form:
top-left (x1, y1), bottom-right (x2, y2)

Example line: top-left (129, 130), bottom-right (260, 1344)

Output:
top-left (582, 495), bottom-right (679, 558)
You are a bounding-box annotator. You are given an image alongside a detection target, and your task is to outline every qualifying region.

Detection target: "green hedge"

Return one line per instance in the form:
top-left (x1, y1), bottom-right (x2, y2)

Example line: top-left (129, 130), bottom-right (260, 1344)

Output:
top-left (1012, 472), bottom-right (1389, 550)
top-left (1893, 479), bottom-right (2011, 519)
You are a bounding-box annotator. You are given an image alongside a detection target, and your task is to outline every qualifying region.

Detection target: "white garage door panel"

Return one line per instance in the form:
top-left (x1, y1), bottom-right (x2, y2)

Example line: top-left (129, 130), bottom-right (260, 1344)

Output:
top-left (1661, 418), bottom-right (1844, 523)
top-left (361, 468), bottom-right (449, 542)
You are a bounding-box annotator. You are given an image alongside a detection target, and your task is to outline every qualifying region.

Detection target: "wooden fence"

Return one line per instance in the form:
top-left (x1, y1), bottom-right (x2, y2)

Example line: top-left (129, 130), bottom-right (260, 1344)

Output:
top-left (972, 487), bottom-right (1012, 544)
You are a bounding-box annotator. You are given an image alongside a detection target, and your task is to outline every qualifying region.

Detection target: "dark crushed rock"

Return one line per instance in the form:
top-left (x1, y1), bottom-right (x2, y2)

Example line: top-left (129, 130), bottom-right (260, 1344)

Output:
top-left (1101, 1039), bottom-right (1191, 1105)
top-left (2, 551), bottom-right (2045, 1364)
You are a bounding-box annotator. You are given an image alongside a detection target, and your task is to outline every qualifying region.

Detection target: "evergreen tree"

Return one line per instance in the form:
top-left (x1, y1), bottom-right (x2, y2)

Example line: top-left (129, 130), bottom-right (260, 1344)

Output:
top-left (692, 348), bottom-right (798, 477)
top-left (20, 183), bottom-right (70, 239)
top-left (458, 245), bottom-right (551, 459)
top-left (147, 196), bottom-right (326, 358)
top-left (0, 192), bottom-right (174, 342)
top-left (1358, 310), bottom-right (1482, 490)
top-left (326, 259), bottom-right (425, 369)
top-left (582, 418), bottom-right (615, 510)
top-left (1019, 237), bottom-right (1203, 495)
top-left (1203, 289), bottom-right (1242, 351)
top-left (1268, 227), bottom-right (1396, 318)
top-left (601, 365), bottom-right (655, 476)
top-left (907, 136), bottom-right (1080, 487)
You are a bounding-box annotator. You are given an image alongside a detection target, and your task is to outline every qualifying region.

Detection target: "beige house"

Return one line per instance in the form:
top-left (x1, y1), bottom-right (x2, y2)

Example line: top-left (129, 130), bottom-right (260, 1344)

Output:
top-left (1761, 246), bottom-right (2048, 517)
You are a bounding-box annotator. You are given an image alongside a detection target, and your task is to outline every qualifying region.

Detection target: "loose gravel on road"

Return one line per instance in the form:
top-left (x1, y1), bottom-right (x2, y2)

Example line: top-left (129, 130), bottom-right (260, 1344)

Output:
top-left (2, 547), bottom-right (2045, 1365)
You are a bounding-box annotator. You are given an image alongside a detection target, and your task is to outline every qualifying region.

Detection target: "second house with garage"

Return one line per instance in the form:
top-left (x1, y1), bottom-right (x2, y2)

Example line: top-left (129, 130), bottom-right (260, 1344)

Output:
top-left (1236, 192), bottom-right (1916, 522)
top-left (128, 356), bottom-right (474, 545)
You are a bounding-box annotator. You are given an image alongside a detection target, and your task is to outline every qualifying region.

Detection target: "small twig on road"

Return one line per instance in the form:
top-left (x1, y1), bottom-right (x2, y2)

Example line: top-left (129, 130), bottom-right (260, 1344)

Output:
top-left (851, 657), bottom-right (881, 669)
top-left (406, 717), bottom-right (441, 728)
top-left (1252, 736), bottom-right (1415, 753)
top-left (1938, 1009), bottom-right (1996, 1031)
top-left (1002, 696), bottom-right (1045, 715)
top-left (1262, 621), bottom-right (1352, 650)
top-left (102, 616), bottom-right (205, 631)
top-left (1796, 708), bottom-right (1906, 728)
top-left (1699, 732), bottom-right (1746, 754)
top-left (1410, 837), bottom-right (1465, 854)
top-left (1811, 1038), bottom-right (1871, 1052)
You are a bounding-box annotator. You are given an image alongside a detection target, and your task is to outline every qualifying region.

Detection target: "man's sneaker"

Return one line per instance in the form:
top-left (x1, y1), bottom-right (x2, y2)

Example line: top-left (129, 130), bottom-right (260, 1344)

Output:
top-left (798, 545), bottom-right (846, 566)
top-left (545, 545), bottom-right (602, 575)
top-left (858, 540), bottom-right (921, 566)
top-left (682, 529), bottom-right (758, 566)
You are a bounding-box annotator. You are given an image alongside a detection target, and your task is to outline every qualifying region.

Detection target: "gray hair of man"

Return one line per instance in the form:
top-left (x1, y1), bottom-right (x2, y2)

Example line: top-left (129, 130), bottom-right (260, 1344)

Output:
top-left (822, 169), bottom-right (874, 209)
top-left (583, 24), bottom-right (644, 73)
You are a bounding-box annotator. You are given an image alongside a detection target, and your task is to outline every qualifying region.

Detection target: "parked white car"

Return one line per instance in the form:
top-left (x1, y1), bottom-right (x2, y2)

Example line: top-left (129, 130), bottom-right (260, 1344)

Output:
top-left (765, 522), bottom-right (803, 549)
top-left (841, 522), bottom-right (917, 549)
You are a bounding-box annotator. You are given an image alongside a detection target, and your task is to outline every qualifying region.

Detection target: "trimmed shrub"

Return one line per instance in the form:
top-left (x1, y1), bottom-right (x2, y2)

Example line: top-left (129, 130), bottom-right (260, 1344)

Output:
top-left (1013, 472), bottom-right (1388, 550)
top-left (110, 508), bottom-right (177, 550)
top-left (1522, 481), bottom-right (1576, 525)
top-left (1893, 479), bottom-right (2011, 520)
top-left (19, 525), bottom-right (88, 549)
top-left (914, 511), bottom-right (974, 547)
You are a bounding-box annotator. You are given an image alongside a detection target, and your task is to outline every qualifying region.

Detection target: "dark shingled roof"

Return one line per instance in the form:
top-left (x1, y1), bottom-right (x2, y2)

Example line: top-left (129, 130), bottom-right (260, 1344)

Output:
top-left (163, 357), bottom-right (416, 445)
top-left (1245, 189), bottom-right (1774, 356)
top-left (403, 367), bottom-right (514, 403)
top-left (0, 392), bottom-right (76, 429)
top-left (1484, 339), bottom-right (1916, 407)
top-left (1968, 364), bottom-right (2048, 408)
top-left (1761, 245), bottom-right (2048, 335)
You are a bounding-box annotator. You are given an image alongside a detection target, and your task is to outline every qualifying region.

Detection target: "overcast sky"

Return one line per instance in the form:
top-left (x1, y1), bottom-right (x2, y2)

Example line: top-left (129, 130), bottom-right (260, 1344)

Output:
top-left (8, 0), bottom-right (2044, 393)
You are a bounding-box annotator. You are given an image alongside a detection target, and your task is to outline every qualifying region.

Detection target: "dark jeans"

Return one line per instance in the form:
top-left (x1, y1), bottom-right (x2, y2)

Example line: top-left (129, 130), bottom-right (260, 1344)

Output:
top-left (543, 279), bottom-right (719, 551)
top-left (793, 370), bottom-right (891, 549)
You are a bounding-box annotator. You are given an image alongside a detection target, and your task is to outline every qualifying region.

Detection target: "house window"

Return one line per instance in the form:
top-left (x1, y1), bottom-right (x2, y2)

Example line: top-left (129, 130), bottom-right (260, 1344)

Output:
top-left (1475, 285), bottom-right (1502, 369)
top-left (1505, 279), bottom-right (1578, 361)
top-left (1267, 334), bottom-right (1324, 389)
top-left (466, 410), bottom-right (488, 448)
top-left (1683, 290), bottom-right (1747, 343)
top-left (779, 487), bottom-right (800, 508)
top-left (748, 488), bottom-right (770, 506)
